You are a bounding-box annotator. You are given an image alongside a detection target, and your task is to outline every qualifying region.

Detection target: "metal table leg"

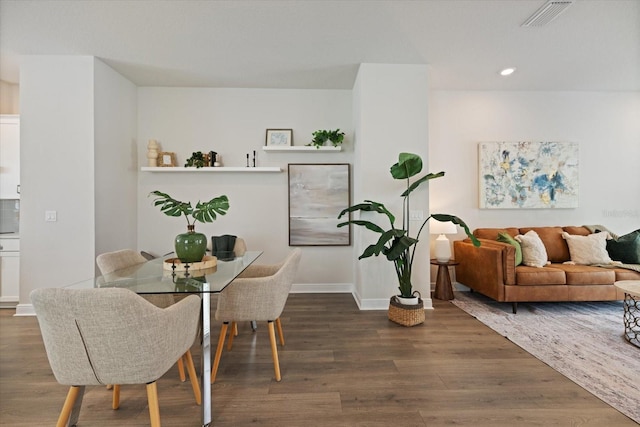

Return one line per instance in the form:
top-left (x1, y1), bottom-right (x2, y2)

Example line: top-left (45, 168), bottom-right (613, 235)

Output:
top-left (200, 291), bottom-right (212, 426)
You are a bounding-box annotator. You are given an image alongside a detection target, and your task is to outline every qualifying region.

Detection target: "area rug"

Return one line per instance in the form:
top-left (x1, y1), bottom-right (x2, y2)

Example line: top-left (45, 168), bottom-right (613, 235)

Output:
top-left (451, 292), bottom-right (640, 423)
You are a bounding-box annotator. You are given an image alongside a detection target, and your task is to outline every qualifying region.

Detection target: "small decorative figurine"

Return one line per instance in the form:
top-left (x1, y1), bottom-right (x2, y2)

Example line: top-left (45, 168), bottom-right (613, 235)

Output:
top-left (147, 139), bottom-right (159, 167)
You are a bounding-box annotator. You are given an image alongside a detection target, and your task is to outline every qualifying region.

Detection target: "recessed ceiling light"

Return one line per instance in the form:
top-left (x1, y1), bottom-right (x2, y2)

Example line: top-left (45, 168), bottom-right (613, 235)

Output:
top-left (500, 68), bottom-right (516, 76)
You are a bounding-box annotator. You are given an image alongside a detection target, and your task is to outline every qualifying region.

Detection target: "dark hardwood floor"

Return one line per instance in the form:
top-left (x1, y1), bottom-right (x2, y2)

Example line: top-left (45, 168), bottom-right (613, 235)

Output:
top-left (0, 293), bottom-right (636, 426)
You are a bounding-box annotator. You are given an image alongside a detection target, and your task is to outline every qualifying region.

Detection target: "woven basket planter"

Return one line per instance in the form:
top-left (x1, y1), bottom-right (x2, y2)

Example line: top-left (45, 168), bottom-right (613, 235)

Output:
top-left (388, 296), bottom-right (425, 327)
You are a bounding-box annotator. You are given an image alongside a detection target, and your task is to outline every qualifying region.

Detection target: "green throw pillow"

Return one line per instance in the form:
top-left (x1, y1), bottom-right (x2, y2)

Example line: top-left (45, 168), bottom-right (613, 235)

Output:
top-left (497, 231), bottom-right (523, 266)
top-left (606, 229), bottom-right (640, 264)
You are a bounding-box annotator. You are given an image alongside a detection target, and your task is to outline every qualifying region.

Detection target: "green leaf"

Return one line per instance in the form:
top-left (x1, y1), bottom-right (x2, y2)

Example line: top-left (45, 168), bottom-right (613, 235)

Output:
top-left (401, 171), bottom-right (445, 197)
top-left (337, 200), bottom-right (395, 226)
top-left (390, 152), bottom-right (422, 180)
top-left (430, 214), bottom-right (480, 247)
top-left (150, 191), bottom-right (229, 225)
top-left (358, 229), bottom-right (402, 259)
top-left (150, 191), bottom-right (193, 219)
top-left (192, 195), bottom-right (230, 223)
top-left (337, 219), bottom-right (385, 234)
top-left (385, 235), bottom-right (417, 261)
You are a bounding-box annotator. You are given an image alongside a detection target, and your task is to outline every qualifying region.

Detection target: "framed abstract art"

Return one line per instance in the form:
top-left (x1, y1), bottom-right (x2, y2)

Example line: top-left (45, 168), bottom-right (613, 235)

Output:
top-left (288, 163), bottom-right (351, 246)
top-left (478, 141), bottom-right (579, 209)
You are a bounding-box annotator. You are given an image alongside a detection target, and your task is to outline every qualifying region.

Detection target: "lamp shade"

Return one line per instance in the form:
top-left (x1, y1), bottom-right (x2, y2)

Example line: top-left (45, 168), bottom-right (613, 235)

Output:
top-left (431, 220), bottom-right (457, 262)
top-left (430, 220), bottom-right (457, 235)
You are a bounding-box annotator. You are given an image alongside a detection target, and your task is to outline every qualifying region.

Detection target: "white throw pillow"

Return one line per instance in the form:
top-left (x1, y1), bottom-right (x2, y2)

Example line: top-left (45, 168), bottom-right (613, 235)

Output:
top-left (562, 231), bottom-right (612, 265)
top-left (515, 230), bottom-right (549, 267)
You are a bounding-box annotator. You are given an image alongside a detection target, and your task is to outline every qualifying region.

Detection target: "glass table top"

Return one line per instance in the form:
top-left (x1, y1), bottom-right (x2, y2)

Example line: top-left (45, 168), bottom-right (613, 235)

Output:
top-left (64, 251), bottom-right (262, 294)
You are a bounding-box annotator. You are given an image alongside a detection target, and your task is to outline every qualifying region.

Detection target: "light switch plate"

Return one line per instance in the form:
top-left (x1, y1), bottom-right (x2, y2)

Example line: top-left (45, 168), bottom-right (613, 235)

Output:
top-left (409, 210), bottom-right (424, 221)
top-left (45, 211), bottom-right (57, 222)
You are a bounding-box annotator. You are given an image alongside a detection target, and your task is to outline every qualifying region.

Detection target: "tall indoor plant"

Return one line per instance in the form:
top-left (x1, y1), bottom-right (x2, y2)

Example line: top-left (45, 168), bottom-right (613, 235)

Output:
top-left (337, 152), bottom-right (480, 302)
top-left (150, 190), bottom-right (230, 262)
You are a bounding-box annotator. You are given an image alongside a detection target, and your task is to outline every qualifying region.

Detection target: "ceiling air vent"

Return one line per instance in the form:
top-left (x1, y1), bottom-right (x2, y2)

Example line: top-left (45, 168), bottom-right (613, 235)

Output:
top-left (522, 1), bottom-right (573, 27)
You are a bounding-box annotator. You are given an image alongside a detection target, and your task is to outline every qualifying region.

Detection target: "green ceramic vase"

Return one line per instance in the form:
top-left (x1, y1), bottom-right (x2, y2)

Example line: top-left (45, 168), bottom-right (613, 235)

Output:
top-left (175, 225), bottom-right (207, 263)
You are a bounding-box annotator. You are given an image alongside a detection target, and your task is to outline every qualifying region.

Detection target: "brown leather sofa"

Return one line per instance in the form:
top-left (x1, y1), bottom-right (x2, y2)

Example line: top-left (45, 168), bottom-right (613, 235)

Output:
top-left (453, 226), bottom-right (640, 313)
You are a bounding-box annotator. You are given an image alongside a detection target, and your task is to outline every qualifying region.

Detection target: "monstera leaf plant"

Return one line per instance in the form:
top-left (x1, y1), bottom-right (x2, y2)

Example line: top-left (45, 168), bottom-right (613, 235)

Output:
top-left (337, 152), bottom-right (480, 300)
top-left (150, 191), bottom-right (230, 262)
top-left (150, 191), bottom-right (229, 226)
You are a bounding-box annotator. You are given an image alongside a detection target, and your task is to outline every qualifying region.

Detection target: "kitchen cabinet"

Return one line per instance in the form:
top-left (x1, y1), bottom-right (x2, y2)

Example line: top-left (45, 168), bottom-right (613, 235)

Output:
top-left (0, 115), bottom-right (20, 199)
top-left (0, 236), bottom-right (19, 306)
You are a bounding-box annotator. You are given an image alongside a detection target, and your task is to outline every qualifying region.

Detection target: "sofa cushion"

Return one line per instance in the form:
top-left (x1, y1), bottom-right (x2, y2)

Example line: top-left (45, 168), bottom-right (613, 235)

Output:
top-left (606, 229), bottom-right (640, 264)
top-left (515, 265), bottom-right (566, 286)
top-left (519, 227), bottom-right (569, 262)
top-left (549, 263), bottom-right (616, 285)
top-left (613, 267), bottom-right (640, 281)
top-left (515, 230), bottom-right (549, 267)
top-left (497, 232), bottom-right (523, 266)
top-left (562, 226), bottom-right (591, 236)
top-left (562, 231), bottom-right (612, 265)
top-left (474, 228), bottom-right (519, 240)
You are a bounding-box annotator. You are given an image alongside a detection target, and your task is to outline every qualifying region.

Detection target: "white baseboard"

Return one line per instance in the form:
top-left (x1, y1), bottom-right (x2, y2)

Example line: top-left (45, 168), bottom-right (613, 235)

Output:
top-left (14, 303), bottom-right (35, 316)
top-left (11, 284), bottom-right (433, 316)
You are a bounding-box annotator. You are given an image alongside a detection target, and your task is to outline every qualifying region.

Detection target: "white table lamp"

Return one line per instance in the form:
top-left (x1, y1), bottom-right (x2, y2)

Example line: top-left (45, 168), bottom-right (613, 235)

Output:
top-left (430, 220), bottom-right (457, 262)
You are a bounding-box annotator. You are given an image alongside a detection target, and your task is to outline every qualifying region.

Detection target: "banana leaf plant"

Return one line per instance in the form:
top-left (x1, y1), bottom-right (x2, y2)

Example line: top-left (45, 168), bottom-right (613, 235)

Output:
top-left (337, 152), bottom-right (480, 298)
top-left (150, 190), bottom-right (230, 227)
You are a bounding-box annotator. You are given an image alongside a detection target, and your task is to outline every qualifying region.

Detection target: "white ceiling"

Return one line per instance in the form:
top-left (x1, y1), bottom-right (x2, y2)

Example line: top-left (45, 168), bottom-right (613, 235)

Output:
top-left (1, 0), bottom-right (638, 91)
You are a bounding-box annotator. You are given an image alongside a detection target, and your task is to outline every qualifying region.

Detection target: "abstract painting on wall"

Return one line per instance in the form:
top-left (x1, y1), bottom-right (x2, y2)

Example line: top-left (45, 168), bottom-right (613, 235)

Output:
top-left (478, 141), bottom-right (579, 209)
top-left (288, 163), bottom-right (351, 246)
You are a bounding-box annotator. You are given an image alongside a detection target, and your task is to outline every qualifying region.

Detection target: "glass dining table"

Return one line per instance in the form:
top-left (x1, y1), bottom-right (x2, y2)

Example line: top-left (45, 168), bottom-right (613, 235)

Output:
top-left (64, 251), bottom-right (263, 427)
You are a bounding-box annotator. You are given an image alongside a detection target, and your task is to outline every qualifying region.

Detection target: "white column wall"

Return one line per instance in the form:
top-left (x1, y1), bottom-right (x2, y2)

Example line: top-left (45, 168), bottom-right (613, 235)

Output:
top-left (352, 64), bottom-right (431, 309)
top-left (17, 56), bottom-right (96, 314)
top-left (94, 59), bottom-right (138, 266)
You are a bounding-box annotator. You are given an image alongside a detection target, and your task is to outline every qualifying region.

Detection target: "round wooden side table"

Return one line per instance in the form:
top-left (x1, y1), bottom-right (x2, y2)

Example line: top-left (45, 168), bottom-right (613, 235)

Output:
top-left (431, 259), bottom-right (459, 300)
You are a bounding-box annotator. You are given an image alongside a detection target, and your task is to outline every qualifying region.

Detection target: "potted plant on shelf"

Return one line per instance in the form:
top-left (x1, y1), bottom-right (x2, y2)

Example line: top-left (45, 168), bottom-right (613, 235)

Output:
top-left (150, 191), bottom-right (230, 262)
top-left (310, 129), bottom-right (345, 148)
top-left (337, 152), bottom-right (480, 325)
top-left (184, 151), bottom-right (208, 168)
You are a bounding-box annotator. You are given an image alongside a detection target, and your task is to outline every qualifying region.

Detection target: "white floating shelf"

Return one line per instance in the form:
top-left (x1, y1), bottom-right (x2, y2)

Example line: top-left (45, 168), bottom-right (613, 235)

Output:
top-left (141, 167), bottom-right (282, 173)
top-left (262, 146), bottom-right (342, 152)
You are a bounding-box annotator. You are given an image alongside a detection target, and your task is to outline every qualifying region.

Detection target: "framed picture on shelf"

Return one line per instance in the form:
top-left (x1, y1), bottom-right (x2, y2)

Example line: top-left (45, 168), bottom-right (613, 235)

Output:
top-left (265, 129), bottom-right (293, 147)
top-left (288, 163), bottom-right (351, 246)
top-left (158, 152), bottom-right (177, 167)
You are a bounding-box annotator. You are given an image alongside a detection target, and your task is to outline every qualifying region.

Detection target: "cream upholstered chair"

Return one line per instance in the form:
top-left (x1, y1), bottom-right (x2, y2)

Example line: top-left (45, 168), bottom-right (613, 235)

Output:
top-left (96, 249), bottom-right (200, 404)
top-left (96, 249), bottom-right (148, 275)
top-left (31, 287), bottom-right (200, 427)
top-left (211, 248), bottom-right (301, 383)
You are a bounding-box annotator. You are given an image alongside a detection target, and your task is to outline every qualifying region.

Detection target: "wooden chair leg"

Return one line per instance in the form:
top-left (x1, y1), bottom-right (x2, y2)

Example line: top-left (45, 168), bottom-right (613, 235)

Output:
top-left (56, 386), bottom-right (81, 427)
top-left (268, 321), bottom-right (281, 382)
top-left (106, 384), bottom-right (113, 390)
top-left (227, 321), bottom-right (236, 350)
top-left (112, 384), bottom-right (120, 410)
top-left (146, 382), bottom-right (161, 427)
top-left (275, 317), bottom-right (285, 346)
top-left (177, 356), bottom-right (186, 382)
top-left (183, 350), bottom-right (201, 405)
top-left (211, 322), bottom-right (228, 384)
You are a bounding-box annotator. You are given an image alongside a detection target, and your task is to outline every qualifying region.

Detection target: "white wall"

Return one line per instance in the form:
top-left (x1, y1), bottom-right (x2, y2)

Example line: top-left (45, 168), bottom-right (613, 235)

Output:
top-left (16, 58), bottom-right (638, 313)
top-left (94, 59), bottom-right (138, 266)
top-left (0, 80), bottom-right (20, 114)
top-left (429, 91), bottom-right (640, 244)
top-left (18, 56), bottom-right (96, 313)
top-left (136, 87), bottom-right (354, 286)
top-left (352, 64), bottom-right (431, 309)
